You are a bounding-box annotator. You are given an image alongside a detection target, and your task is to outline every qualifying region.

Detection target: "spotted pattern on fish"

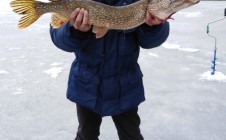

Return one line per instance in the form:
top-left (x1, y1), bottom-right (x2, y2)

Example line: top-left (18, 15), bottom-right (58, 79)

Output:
top-left (10, 0), bottom-right (199, 31)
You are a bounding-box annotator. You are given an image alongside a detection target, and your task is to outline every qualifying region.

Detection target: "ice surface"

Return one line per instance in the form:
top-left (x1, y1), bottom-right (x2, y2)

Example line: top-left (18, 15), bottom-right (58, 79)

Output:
top-left (178, 11), bottom-right (203, 18)
top-left (43, 67), bottom-right (63, 78)
top-left (148, 52), bottom-right (159, 58)
top-left (200, 71), bottom-right (226, 82)
top-left (163, 42), bottom-right (200, 52)
top-left (0, 70), bottom-right (9, 75)
top-left (1, 1), bottom-right (226, 140)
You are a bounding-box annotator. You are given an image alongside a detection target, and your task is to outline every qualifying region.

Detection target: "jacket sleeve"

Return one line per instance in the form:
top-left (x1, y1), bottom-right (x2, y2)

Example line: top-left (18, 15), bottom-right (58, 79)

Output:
top-left (137, 21), bottom-right (170, 49)
top-left (49, 22), bottom-right (94, 52)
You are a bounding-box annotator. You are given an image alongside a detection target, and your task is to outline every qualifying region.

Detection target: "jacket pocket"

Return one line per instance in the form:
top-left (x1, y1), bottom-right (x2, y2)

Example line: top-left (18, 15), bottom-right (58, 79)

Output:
top-left (120, 69), bottom-right (143, 96)
top-left (119, 67), bottom-right (144, 110)
top-left (67, 61), bottom-right (100, 108)
top-left (70, 75), bottom-right (100, 107)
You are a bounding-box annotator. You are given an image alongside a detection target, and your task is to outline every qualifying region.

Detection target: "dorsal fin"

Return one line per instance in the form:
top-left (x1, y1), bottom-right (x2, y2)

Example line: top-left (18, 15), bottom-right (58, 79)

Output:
top-left (51, 13), bottom-right (68, 28)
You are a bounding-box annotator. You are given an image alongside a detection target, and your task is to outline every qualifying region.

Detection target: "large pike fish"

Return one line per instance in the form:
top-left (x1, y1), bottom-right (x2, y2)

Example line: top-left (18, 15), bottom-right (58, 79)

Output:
top-left (10, 0), bottom-right (199, 37)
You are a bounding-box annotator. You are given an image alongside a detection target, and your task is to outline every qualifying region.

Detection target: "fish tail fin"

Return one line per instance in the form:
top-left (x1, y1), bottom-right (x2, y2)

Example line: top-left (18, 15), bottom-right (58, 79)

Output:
top-left (10, 0), bottom-right (43, 29)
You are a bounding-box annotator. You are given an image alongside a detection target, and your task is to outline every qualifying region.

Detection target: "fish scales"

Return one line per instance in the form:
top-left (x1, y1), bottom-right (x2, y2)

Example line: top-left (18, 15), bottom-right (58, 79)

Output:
top-left (63, 0), bottom-right (148, 29)
top-left (10, 0), bottom-right (200, 34)
top-left (35, 0), bottom-right (148, 29)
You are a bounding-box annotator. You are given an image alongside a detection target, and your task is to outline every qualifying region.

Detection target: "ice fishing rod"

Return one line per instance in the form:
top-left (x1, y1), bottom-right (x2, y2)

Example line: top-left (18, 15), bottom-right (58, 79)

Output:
top-left (206, 8), bottom-right (226, 75)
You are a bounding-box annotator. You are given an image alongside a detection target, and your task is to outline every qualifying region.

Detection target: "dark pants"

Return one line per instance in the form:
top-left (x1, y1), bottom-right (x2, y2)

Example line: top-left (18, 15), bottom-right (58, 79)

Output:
top-left (75, 105), bottom-right (144, 140)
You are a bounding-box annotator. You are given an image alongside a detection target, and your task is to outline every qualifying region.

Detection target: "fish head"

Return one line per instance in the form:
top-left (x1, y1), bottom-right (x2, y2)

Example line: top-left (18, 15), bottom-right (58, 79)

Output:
top-left (169, 0), bottom-right (200, 11)
top-left (148, 0), bottom-right (200, 21)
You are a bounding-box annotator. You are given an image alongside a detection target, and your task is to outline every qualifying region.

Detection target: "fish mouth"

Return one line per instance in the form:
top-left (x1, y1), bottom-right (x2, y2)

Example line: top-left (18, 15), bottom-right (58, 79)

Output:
top-left (194, 0), bottom-right (200, 4)
top-left (186, 0), bottom-right (200, 4)
top-left (191, 0), bottom-right (200, 4)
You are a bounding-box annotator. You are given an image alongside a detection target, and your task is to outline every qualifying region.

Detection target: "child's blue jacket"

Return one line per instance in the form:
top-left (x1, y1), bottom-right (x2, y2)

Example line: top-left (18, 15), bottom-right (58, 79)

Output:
top-left (50, 0), bottom-right (169, 116)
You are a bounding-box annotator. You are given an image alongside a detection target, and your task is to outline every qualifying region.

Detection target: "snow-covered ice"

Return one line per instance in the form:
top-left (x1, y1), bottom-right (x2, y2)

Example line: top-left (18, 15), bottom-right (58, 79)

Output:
top-left (200, 71), bottom-right (226, 82)
top-left (178, 11), bottom-right (203, 18)
top-left (1, 1), bottom-right (226, 140)
top-left (163, 42), bottom-right (200, 52)
top-left (43, 67), bottom-right (63, 78)
top-left (50, 62), bottom-right (63, 66)
top-left (12, 88), bottom-right (24, 95)
top-left (0, 70), bottom-right (9, 75)
top-left (162, 42), bottom-right (181, 50)
top-left (148, 52), bottom-right (159, 58)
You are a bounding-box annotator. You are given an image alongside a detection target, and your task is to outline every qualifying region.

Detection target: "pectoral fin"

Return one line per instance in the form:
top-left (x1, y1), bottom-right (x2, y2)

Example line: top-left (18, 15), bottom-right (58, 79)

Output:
top-left (51, 13), bottom-right (68, 28)
top-left (92, 26), bottom-right (109, 38)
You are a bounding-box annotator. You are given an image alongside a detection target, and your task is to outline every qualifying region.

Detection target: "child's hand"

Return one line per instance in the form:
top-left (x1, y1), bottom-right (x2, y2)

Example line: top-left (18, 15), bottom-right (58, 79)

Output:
top-left (70, 8), bottom-right (91, 32)
top-left (145, 11), bottom-right (164, 26)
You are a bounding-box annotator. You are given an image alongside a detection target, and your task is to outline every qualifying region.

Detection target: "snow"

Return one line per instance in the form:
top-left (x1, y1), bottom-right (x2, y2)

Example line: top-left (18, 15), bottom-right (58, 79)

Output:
top-left (43, 67), bottom-right (63, 78)
top-left (13, 88), bottom-right (24, 95)
top-left (162, 42), bottom-right (200, 52)
top-left (148, 52), bottom-right (159, 58)
top-left (178, 11), bottom-right (203, 18)
top-left (200, 71), bottom-right (226, 82)
top-left (50, 62), bottom-right (63, 66)
top-left (1, 1), bottom-right (226, 140)
top-left (8, 47), bottom-right (22, 51)
top-left (162, 42), bottom-right (181, 49)
top-left (0, 70), bottom-right (9, 75)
